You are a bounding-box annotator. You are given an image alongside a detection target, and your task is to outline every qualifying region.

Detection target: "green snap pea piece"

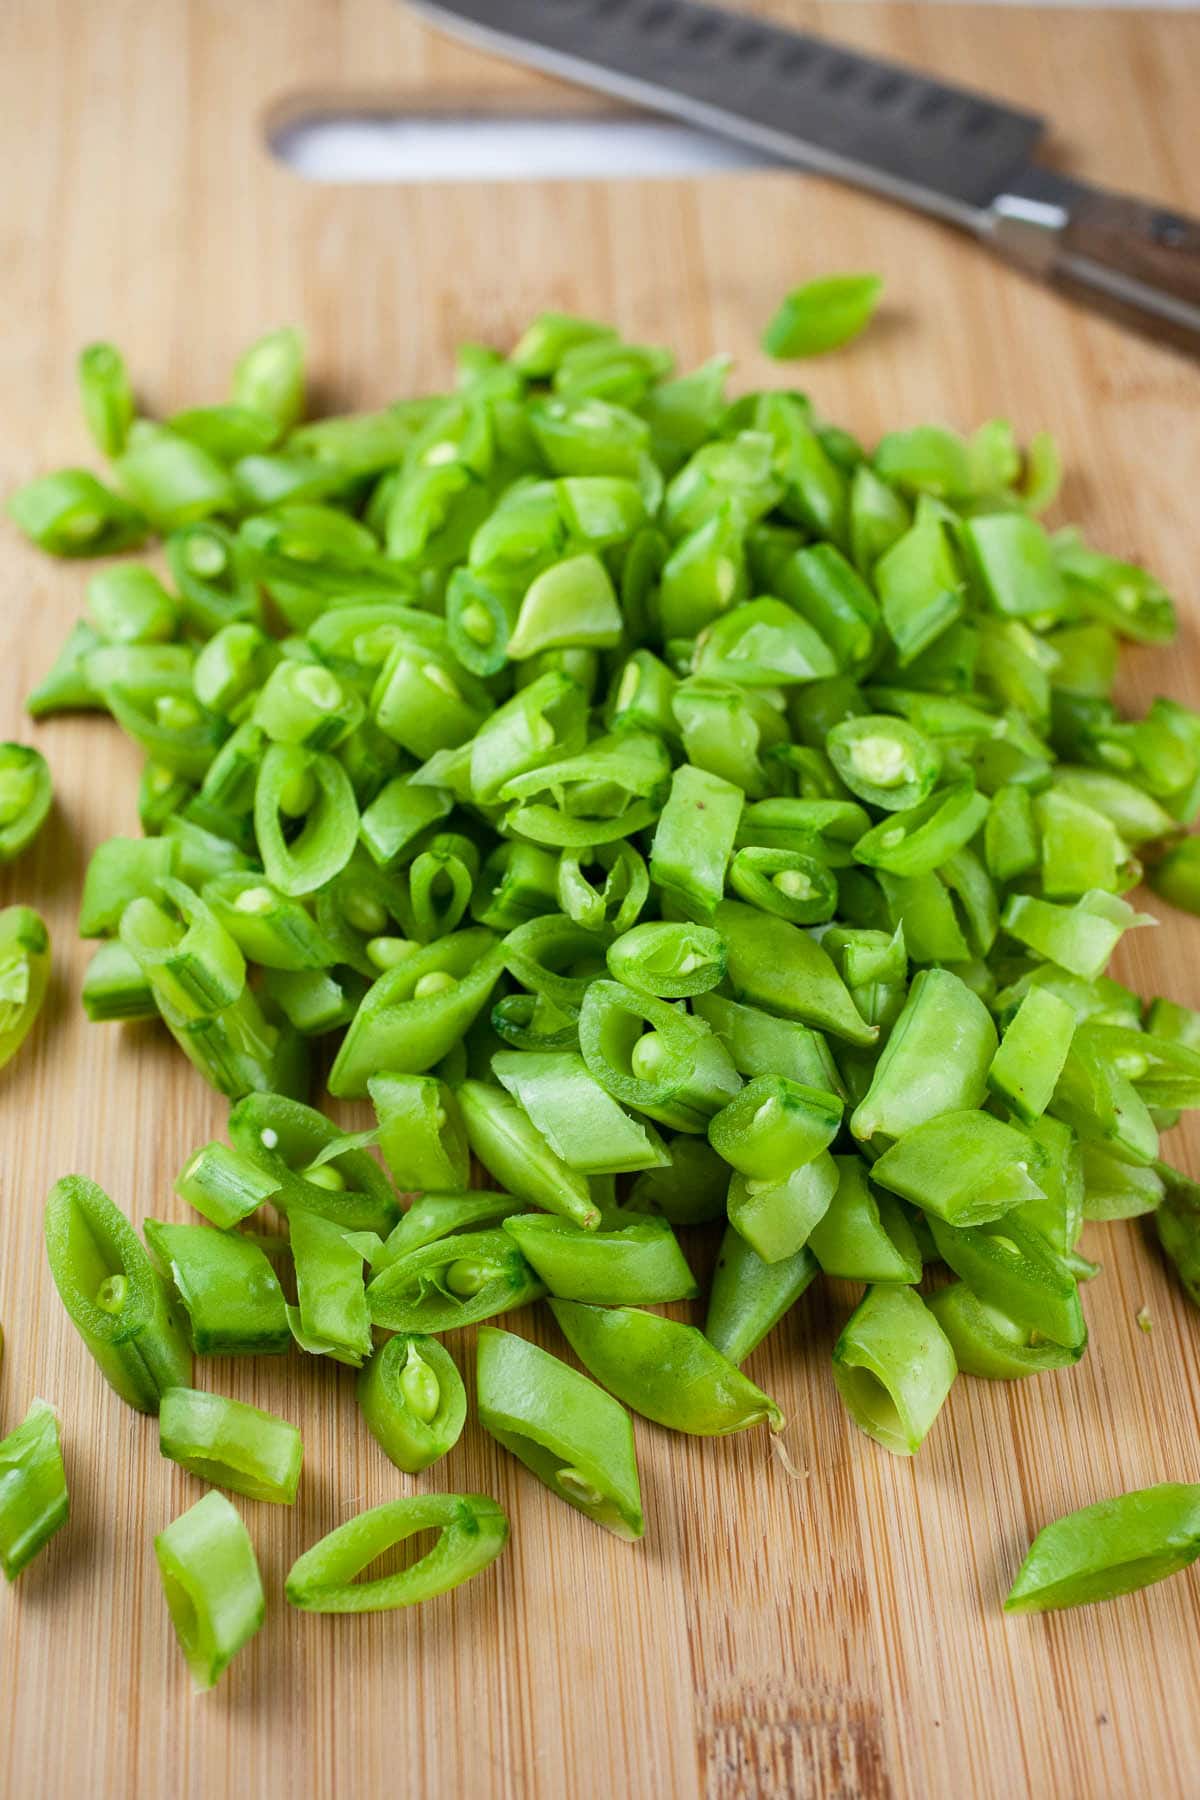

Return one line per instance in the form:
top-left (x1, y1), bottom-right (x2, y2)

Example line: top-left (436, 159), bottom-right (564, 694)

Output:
top-left (1150, 837), bottom-right (1200, 916)
top-left (550, 1300), bottom-right (783, 1436)
top-left (852, 780), bottom-right (990, 880)
top-left (692, 992), bottom-right (845, 1097)
top-left (1001, 889), bottom-right (1155, 982)
top-left (605, 921), bottom-right (726, 1000)
top-left (88, 563), bottom-right (178, 645)
top-left (1005, 1484), bottom-right (1200, 1613)
top-left (368, 1072), bottom-right (469, 1191)
top-left (1081, 1143), bottom-right (1164, 1222)
top-left (714, 900), bottom-right (876, 1046)
top-left (806, 1156), bottom-right (922, 1283)
top-left (44, 1175), bottom-right (191, 1411)
top-left (8, 468), bottom-right (146, 557)
top-left (366, 1227), bottom-right (545, 1333)
top-left (328, 929), bottom-right (507, 1096)
top-left (705, 1228), bottom-right (818, 1366)
top-left (873, 511), bottom-right (965, 665)
top-left (254, 744), bottom-right (359, 899)
top-left (709, 1074), bottom-right (843, 1183)
top-left (159, 1388), bottom-right (303, 1504)
top-left (233, 326), bottom-right (305, 435)
top-left (0, 905), bottom-right (51, 1069)
top-left (228, 1091), bottom-right (400, 1237)
top-left (287, 1211), bottom-right (379, 1367)
top-left (728, 844), bottom-right (839, 926)
top-left (477, 1327), bottom-right (644, 1538)
top-left (286, 1492), bottom-right (508, 1613)
top-left (457, 1079), bottom-right (603, 1226)
top-left (871, 1110), bottom-right (1047, 1226)
top-left (762, 274), bottom-right (883, 360)
top-left (0, 1400), bottom-right (69, 1582)
top-left (727, 1152), bottom-right (839, 1265)
top-left (357, 1334), bottom-right (467, 1474)
top-left (577, 979), bottom-right (742, 1134)
top-left (373, 1190), bottom-right (527, 1273)
top-left (832, 1285), bottom-right (956, 1456)
top-left (81, 940), bottom-right (157, 1022)
top-left (851, 968), bottom-right (996, 1145)
top-left (501, 1212), bottom-right (697, 1304)
top-left (154, 1491), bottom-right (264, 1689)
top-left (144, 1219), bottom-right (291, 1356)
top-left (491, 1050), bottom-right (669, 1176)
top-left (201, 872), bottom-right (341, 971)
top-left (557, 841), bottom-right (649, 936)
top-left (928, 1283), bottom-right (1085, 1380)
top-left (827, 714), bottom-right (941, 811)
top-left (926, 1213), bottom-right (1086, 1349)
top-left (26, 619), bottom-right (105, 718)
top-left (115, 429), bottom-right (236, 532)
top-left (962, 512), bottom-right (1067, 624)
top-left (1155, 1163), bottom-right (1200, 1307)
top-left (78, 835), bottom-right (176, 937)
top-left (0, 744), bottom-right (52, 862)
top-left (1051, 1031), bottom-right (1159, 1166)
top-left (78, 341), bottom-right (135, 455)
top-left (987, 986), bottom-right (1076, 1124)
top-left (649, 763), bottom-right (743, 917)
top-left (174, 1142), bottom-right (280, 1229)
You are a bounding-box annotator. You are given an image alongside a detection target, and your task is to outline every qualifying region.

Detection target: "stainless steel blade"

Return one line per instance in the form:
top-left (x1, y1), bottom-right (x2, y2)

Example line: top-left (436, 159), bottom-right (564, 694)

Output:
top-left (406, 0), bottom-right (1045, 227)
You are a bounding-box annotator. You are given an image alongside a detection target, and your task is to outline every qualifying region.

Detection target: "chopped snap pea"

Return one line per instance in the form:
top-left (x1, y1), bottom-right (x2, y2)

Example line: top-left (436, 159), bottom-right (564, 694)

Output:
top-left (762, 274), bottom-right (883, 359)
top-left (11, 302), bottom-right (1200, 1635)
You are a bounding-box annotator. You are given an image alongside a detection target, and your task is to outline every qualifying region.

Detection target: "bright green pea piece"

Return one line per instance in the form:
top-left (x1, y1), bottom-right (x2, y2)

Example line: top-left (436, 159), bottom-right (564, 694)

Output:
top-left (357, 1334), bottom-right (467, 1475)
top-left (605, 921), bottom-right (726, 1000)
top-left (154, 1491), bottom-right (265, 1689)
top-left (501, 1212), bottom-right (697, 1304)
top-left (45, 1175), bottom-right (191, 1412)
top-left (728, 1152), bottom-right (839, 1264)
top-left (762, 274), bottom-right (883, 360)
top-left (477, 1327), bottom-right (643, 1538)
top-left (0, 1400), bottom-right (69, 1582)
top-left (870, 1109), bottom-right (1046, 1226)
top-left (285, 1492), bottom-right (508, 1613)
top-left (807, 1156), bottom-right (922, 1283)
top-left (832, 1285), bottom-right (956, 1456)
top-left (550, 1300), bottom-right (783, 1436)
top-left (159, 1388), bottom-right (303, 1504)
top-left (0, 745), bottom-right (52, 862)
top-left (928, 1284), bottom-right (1084, 1380)
top-left (367, 1227), bottom-right (545, 1333)
top-left (0, 905), bottom-right (51, 1069)
top-left (704, 1229), bottom-right (818, 1366)
top-left (1005, 1484), bottom-right (1200, 1613)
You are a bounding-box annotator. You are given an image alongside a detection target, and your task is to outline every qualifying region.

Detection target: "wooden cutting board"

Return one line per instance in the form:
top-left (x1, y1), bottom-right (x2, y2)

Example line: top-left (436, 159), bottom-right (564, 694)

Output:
top-left (3, 2), bottom-right (1200, 1794)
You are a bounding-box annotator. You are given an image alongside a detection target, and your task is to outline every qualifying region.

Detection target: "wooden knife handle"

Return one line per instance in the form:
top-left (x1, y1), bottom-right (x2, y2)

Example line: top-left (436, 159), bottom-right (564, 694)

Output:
top-left (1060, 189), bottom-right (1200, 319)
top-left (987, 175), bottom-right (1200, 340)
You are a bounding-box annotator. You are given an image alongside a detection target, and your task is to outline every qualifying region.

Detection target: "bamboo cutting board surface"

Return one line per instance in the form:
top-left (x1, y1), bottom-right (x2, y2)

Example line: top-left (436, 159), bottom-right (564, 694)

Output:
top-left (3, 2), bottom-right (1200, 1795)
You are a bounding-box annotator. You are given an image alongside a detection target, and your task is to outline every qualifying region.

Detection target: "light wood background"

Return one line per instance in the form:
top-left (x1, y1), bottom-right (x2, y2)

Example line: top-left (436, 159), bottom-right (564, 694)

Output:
top-left (2, 2), bottom-right (1200, 1795)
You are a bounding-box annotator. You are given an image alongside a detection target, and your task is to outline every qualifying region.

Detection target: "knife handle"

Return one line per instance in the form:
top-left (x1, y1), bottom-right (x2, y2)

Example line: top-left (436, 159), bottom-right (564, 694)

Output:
top-left (985, 174), bottom-right (1200, 339)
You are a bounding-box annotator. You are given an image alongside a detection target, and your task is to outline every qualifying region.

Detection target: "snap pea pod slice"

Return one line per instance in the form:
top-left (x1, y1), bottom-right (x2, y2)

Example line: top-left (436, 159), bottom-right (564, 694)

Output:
top-left (357, 1334), bottom-right (467, 1474)
top-left (286, 1493), bottom-right (508, 1612)
top-left (477, 1327), bottom-right (643, 1538)
top-left (550, 1300), bottom-right (783, 1436)
top-left (1005, 1484), bottom-right (1200, 1613)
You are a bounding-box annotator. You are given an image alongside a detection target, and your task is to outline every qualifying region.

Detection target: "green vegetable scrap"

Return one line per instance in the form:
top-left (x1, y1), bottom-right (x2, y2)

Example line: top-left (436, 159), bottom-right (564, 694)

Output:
top-left (13, 301), bottom-right (1200, 1650)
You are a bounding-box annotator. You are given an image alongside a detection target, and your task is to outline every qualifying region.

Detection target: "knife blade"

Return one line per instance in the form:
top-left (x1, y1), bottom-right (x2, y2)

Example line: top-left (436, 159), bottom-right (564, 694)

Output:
top-left (406, 0), bottom-right (1200, 341)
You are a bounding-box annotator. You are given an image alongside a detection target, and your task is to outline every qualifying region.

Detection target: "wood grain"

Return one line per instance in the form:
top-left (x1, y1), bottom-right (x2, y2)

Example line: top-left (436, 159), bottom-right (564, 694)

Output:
top-left (2, 3), bottom-right (1199, 1796)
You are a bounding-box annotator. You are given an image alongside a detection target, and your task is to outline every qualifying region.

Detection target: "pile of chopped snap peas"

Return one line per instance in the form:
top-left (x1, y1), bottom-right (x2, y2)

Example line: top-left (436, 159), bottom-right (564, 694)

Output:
top-left (4, 306), bottom-right (1200, 1685)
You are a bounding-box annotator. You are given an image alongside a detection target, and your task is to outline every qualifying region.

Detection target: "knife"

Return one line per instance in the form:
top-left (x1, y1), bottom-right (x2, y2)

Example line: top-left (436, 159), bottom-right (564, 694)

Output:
top-left (406, 0), bottom-right (1200, 342)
